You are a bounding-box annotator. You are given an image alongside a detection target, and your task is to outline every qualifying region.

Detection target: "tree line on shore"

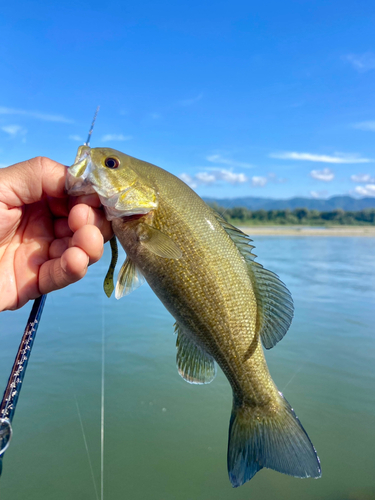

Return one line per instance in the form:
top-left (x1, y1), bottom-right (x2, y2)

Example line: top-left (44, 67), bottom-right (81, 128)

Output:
top-left (208, 203), bottom-right (375, 225)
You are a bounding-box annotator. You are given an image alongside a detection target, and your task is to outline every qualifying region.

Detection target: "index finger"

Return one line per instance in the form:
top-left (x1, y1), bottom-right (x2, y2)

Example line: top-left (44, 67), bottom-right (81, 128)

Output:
top-left (0, 157), bottom-right (67, 207)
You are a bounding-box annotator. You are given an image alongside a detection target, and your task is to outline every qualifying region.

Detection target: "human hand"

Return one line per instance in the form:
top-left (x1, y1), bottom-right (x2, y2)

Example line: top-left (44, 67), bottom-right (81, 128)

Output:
top-left (0, 156), bottom-right (113, 312)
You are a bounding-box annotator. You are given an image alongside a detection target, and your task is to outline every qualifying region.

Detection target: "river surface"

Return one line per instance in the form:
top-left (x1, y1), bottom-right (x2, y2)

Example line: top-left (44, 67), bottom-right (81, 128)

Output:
top-left (1, 236), bottom-right (375, 500)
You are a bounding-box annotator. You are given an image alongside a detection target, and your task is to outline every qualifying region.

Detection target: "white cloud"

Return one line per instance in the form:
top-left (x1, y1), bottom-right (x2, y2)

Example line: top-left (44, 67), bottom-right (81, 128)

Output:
top-left (217, 170), bottom-right (247, 184)
top-left (344, 52), bottom-right (375, 72)
top-left (178, 93), bottom-right (203, 106)
top-left (206, 154), bottom-right (254, 169)
top-left (195, 172), bottom-right (217, 184)
top-left (270, 151), bottom-right (372, 164)
top-left (352, 121), bottom-right (375, 132)
top-left (101, 134), bottom-right (132, 142)
top-left (351, 173), bottom-right (375, 183)
top-left (267, 172), bottom-right (286, 184)
top-left (179, 173), bottom-right (197, 189)
top-left (251, 176), bottom-right (268, 187)
top-left (1, 125), bottom-right (27, 138)
top-left (69, 134), bottom-right (83, 141)
top-left (310, 190), bottom-right (329, 199)
top-left (179, 168), bottom-right (248, 187)
top-left (0, 106), bottom-right (73, 123)
top-left (354, 184), bottom-right (375, 197)
top-left (310, 168), bottom-right (335, 181)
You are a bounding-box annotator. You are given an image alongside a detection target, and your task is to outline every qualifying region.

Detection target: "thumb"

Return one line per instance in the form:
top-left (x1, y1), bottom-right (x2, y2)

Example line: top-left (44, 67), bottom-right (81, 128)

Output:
top-left (0, 156), bottom-right (67, 207)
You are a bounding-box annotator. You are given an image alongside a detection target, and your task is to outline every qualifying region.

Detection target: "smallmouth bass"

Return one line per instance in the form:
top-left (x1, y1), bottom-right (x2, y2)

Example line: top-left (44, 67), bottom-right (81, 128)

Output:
top-left (66, 145), bottom-right (321, 487)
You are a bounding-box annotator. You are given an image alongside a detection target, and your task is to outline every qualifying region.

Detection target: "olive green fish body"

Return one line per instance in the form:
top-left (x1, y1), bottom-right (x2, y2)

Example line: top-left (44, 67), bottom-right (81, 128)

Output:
top-left (112, 185), bottom-right (277, 407)
top-left (66, 146), bottom-right (321, 487)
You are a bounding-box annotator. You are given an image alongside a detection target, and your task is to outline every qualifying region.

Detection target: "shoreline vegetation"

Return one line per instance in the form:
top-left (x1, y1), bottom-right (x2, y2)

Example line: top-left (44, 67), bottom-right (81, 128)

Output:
top-left (208, 204), bottom-right (375, 237)
top-left (239, 226), bottom-right (375, 237)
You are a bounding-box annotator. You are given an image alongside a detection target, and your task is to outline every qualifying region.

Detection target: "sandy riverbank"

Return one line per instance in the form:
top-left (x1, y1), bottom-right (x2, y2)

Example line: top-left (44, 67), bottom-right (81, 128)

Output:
top-left (238, 225), bottom-right (375, 237)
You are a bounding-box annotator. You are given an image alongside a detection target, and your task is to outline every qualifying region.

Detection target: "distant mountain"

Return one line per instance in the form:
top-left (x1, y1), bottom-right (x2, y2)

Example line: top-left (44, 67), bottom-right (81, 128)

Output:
top-left (204, 195), bottom-right (375, 211)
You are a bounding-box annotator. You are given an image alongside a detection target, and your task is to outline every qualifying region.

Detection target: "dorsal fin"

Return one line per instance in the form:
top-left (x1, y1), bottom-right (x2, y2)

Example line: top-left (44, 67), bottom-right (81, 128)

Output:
top-left (212, 211), bottom-right (294, 349)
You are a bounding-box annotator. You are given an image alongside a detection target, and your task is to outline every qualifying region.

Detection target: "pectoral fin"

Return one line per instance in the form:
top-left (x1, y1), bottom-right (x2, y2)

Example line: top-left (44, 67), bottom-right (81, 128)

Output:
top-left (174, 323), bottom-right (216, 384)
top-left (103, 236), bottom-right (119, 298)
top-left (212, 211), bottom-right (294, 349)
top-left (115, 256), bottom-right (145, 299)
top-left (137, 223), bottom-right (182, 259)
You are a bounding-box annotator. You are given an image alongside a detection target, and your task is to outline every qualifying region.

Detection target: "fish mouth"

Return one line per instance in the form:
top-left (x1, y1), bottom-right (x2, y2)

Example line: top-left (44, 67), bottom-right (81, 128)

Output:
top-left (65, 146), bottom-right (97, 196)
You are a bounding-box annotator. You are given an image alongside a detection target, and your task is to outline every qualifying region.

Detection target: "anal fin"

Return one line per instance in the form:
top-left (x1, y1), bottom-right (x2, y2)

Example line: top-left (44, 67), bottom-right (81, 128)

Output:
top-left (174, 323), bottom-right (216, 384)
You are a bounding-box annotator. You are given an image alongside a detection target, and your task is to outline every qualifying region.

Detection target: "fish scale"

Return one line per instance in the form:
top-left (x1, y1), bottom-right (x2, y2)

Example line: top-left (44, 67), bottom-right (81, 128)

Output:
top-left (66, 145), bottom-right (321, 487)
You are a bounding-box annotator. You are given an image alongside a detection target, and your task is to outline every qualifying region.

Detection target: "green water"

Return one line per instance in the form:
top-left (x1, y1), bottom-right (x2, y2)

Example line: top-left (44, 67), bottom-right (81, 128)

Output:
top-left (1, 237), bottom-right (375, 500)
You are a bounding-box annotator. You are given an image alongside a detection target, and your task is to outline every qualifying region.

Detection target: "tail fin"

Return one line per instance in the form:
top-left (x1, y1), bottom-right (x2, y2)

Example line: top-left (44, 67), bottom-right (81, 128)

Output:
top-left (227, 393), bottom-right (321, 487)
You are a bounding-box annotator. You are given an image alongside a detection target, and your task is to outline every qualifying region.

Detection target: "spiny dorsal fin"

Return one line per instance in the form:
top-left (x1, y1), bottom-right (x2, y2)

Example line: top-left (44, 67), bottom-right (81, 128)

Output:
top-left (174, 323), bottom-right (216, 384)
top-left (137, 223), bottom-right (182, 259)
top-left (115, 256), bottom-right (145, 299)
top-left (212, 211), bottom-right (294, 349)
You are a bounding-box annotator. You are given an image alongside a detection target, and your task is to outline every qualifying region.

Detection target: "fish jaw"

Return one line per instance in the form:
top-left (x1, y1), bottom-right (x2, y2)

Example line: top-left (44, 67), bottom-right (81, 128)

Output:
top-left (65, 145), bottom-right (97, 196)
top-left (66, 146), bottom-right (158, 220)
top-left (98, 192), bottom-right (154, 221)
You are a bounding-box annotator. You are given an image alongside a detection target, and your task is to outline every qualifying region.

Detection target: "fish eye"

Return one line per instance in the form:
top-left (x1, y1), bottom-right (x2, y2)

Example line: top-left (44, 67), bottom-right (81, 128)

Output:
top-left (104, 157), bottom-right (119, 169)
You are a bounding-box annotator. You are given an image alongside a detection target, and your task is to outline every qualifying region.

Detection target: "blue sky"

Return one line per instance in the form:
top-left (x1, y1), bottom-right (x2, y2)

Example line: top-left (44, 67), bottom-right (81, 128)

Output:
top-left (1, 0), bottom-right (375, 200)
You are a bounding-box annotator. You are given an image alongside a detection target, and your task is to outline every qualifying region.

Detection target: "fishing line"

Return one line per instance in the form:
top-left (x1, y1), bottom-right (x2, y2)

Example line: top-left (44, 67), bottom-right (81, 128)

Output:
top-left (281, 364), bottom-right (304, 393)
top-left (101, 306), bottom-right (105, 500)
top-left (75, 396), bottom-right (100, 500)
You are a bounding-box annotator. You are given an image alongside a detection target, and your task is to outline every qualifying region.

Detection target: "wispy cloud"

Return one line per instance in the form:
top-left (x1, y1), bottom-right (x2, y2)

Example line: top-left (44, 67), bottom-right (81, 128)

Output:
top-left (206, 154), bottom-right (254, 169)
top-left (352, 121), bottom-right (375, 132)
top-left (270, 151), bottom-right (372, 164)
top-left (250, 173), bottom-right (286, 188)
top-left (351, 173), bottom-right (375, 183)
top-left (251, 176), bottom-right (268, 187)
top-left (310, 190), bottom-right (329, 199)
top-left (179, 168), bottom-right (283, 189)
top-left (101, 134), bottom-right (132, 142)
top-left (310, 168), bottom-right (334, 181)
top-left (354, 184), bottom-right (375, 197)
top-left (1, 124), bottom-right (27, 137)
top-left (180, 168), bottom-right (248, 188)
top-left (343, 52), bottom-right (375, 72)
top-left (0, 106), bottom-right (73, 123)
top-left (179, 173), bottom-right (197, 189)
top-left (178, 93), bottom-right (203, 106)
top-left (69, 134), bottom-right (83, 141)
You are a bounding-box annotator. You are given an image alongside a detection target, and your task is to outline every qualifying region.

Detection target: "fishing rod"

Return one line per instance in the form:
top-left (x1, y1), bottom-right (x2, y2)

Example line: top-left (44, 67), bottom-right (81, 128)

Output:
top-left (0, 107), bottom-right (100, 479)
top-left (0, 294), bottom-right (47, 476)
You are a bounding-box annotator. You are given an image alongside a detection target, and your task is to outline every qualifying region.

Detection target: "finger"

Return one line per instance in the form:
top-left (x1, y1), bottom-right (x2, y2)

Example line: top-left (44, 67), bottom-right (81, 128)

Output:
top-left (54, 218), bottom-right (73, 238)
top-left (0, 157), bottom-right (67, 207)
top-left (49, 237), bottom-right (70, 259)
top-left (39, 247), bottom-right (89, 294)
top-left (69, 193), bottom-right (102, 209)
top-left (68, 204), bottom-right (113, 242)
top-left (71, 224), bottom-right (104, 264)
top-left (47, 196), bottom-right (69, 217)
